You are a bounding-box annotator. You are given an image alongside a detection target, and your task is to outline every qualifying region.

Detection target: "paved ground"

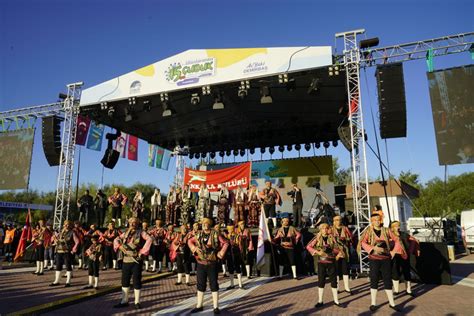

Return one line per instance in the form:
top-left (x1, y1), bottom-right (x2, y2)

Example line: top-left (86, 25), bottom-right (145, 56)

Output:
top-left (2, 254), bottom-right (474, 315)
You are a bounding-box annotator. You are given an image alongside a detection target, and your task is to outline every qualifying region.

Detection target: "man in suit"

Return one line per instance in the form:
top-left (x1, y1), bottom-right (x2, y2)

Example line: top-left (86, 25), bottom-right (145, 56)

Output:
top-left (288, 183), bottom-right (303, 227)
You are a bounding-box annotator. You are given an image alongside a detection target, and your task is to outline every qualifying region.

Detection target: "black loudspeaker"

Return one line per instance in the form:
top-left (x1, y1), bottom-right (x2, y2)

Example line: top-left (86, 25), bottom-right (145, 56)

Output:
top-left (376, 63), bottom-right (407, 139)
top-left (101, 148), bottom-right (120, 169)
top-left (337, 125), bottom-right (353, 151)
top-left (42, 116), bottom-right (62, 166)
top-left (412, 242), bottom-right (452, 285)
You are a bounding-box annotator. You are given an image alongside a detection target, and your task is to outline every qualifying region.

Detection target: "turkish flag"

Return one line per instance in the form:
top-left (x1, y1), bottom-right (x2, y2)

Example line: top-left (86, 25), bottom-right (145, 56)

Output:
top-left (75, 115), bottom-right (91, 145)
top-left (14, 209), bottom-right (33, 262)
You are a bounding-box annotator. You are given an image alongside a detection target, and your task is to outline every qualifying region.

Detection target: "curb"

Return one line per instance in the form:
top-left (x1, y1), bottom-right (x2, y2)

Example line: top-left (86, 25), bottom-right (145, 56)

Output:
top-left (7, 272), bottom-right (173, 316)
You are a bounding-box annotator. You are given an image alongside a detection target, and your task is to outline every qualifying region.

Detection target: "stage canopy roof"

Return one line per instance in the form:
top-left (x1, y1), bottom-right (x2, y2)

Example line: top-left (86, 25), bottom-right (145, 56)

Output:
top-left (79, 46), bottom-right (348, 155)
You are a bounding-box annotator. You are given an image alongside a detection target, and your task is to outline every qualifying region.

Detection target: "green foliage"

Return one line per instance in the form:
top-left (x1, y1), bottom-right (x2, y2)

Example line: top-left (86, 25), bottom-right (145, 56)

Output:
top-left (399, 170), bottom-right (422, 190)
top-left (332, 157), bottom-right (351, 185)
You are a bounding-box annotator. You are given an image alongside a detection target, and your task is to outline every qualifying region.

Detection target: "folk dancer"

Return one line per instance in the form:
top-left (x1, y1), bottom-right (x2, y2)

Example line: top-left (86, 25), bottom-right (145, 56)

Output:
top-left (82, 224), bottom-right (103, 270)
top-left (332, 215), bottom-right (353, 293)
top-left (236, 220), bottom-right (254, 279)
top-left (94, 189), bottom-right (108, 228)
top-left (260, 181), bottom-right (281, 227)
top-left (359, 213), bottom-right (404, 312)
top-left (83, 235), bottom-right (102, 290)
top-left (113, 217), bottom-right (152, 310)
top-left (32, 220), bottom-right (51, 275)
top-left (188, 218), bottom-right (229, 314)
top-left (247, 185), bottom-right (261, 227)
top-left (217, 184), bottom-right (230, 227)
top-left (166, 186), bottom-right (177, 226)
top-left (233, 186), bottom-right (247, 226)
top-left (173, 187), bottom-right (183, 226)
top-left (390, 220), bottom-right (420, 297)
top-left (223, 225), bottom-right (244, 289)
top-left (196, 183), bottom-right (211, 223)
top-left (73, 221), bottom-right (86, 270)
top-left (273, 216), bottom-right (301, 279)
top-left (132, 191), bottom-right (145, 220)
top-left (181, 184), bottom-right (194, 225)
top-left (165, 224), bottom-right (176, 271)
top-left (49, 220), bottom-right (80, 287)
top-left (150, 188), bottom-right (162, 222)
top-left (287, 183), bottom-right (303, 227)
top-left (77, 190), bottom-right (94, 225)
top-left (108, 188), bottom-right (128, 228)
top-left (149, 219), bottom-right (167, 272)
top-left (44, 222), bottom-right (55, 270)
top-left (101, 221), bottom-right (120, 270)
top-left (307, 223), bottom-right (345, 308)
top-left (187, 222), bottom-right (200, 274)
top-left (170, 224), bottom-right (192, 285)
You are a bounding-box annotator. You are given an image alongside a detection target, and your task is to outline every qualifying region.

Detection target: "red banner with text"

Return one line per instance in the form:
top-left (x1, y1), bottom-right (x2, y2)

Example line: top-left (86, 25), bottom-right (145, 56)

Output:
top-left (184, 162), bottom-right (251, 192)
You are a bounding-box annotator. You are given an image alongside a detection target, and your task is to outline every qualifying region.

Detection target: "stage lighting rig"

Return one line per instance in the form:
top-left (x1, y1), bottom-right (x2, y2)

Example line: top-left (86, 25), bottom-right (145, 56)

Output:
top-left (260, 86), bottom-right (273, 104)
top-left (100, 102), bottom-right (108, 110)
top-left (278, 145), bottom-right (284, 152)
top-left (107, 106), bottom-right (115, 118)
top-left (304, 143), bottom-right (311, 151)
top-left (213, 93), bottom-right (225, 110)
top-left (210, 152), bottom-right (216, 159)
top-left (315, 142), bottom-right (321, 149)
top-left (359, 37), bottom-right (379, 49)
top-left (269, 147), bottom-right (275, 155)
top-left (329, 65), bottom-right (340, 76)
top-left (219, 151), bottom-right (225, 157)
top-left (162, 100), bottom-right (176, 117)
top-left (143, 100), bottom-right (152, 112)
top-left (233, 149), bottom-right (239, 156)
top-left (58, 93), bottom-right (68, 101)
top-left (191, 93), bottom-right (200, 105)
top-left (202, 85), bottom-right (211, 95)
top-left (239, 149), bottom-right (245, 157)
top-left (260, 147), bottom-right (266, 154)
top-left (278, 73), bottom-right (288, 83)
top-left (332, 140), bottom-right (338, 147)
top-left (238, 80), bottom-right (250, 99)
top-left (287, 144), bottom-right (293, 151)
top-left (295, 144), bottom-right (301, 151)
top-left (323, 141), bottom-right (330, 149)
top-left (226, 150), bottom-right (232, 156)
top-left (307, 78), bottom-right (321, 95)
top-left (249, 148), bottom-right (255, 155)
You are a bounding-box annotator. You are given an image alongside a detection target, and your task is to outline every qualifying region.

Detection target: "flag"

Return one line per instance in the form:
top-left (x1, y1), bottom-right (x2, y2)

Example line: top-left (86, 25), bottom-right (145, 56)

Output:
top-left (115, 132), bottom-right (128, 158)
top-left (86, 121), bottom-right (105, 151)
top-left (75, 115), bottom-right (91, 145)
top-left (148, 144), bottom-right (157, 166)
top-left (127, 135), bottom-right (138, 161)
top-left (14, 209), bottom-right (33, 262)
top-left (155, 146), bottom-right (172, 170)
top-left (256, 208), bottom-right (270, 269)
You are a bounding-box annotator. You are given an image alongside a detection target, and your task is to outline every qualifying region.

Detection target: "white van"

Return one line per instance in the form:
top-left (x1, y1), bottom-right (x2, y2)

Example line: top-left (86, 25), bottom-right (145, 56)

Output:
top-left (460, 210), bottom-right (474, 253)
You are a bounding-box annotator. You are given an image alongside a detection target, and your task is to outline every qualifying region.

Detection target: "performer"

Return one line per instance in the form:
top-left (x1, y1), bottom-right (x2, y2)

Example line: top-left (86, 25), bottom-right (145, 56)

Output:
top-left (101, 221), bottom-right (120, 270)
top-left (44, 222), bottom-right (55, 270)
top-left (173, 187), bottom-right (183, 226)
top-left (50, 220), bottom-right (80, 287)
top-left (141, 221), bottom-right (152, 272)
top-left (165, 224), bottom-right (176, 271)
top-left (187, 222), bottom-right (200, 274)
top-left (217, 184), bottom-right (230, 227)
top-left (390, 221), bottom-right (419, 296)
top-left (233, 186), bottom-right (247, 226)
top-left (287, 183), bottom-right (303, 227)
top-left (73, 221), bottom-right (86, 269)
top-left (108, 188), bottom-right (128, 228)
top-left (150, 219), bottom-right (167, 272)
top-left (359, 213), bottom-right (403, 312)
top-left (83, 235), bottom-right (102, 290)
top-left (223, 225), bottom-right (244, 289)
top-left (307, 223), bottom-right (345, 308)
top-left (181, 184), bottom-right (194, 225)
top-left (188, 218), bottom-right (229, 314)
top-left (170, 224), bottom-right (192, 285)
top-left (273, 216), bottom-right (301, 279)
top-left (236, 220), bottom-right (254, 279)
top-left (3, 223), bottom-right (16, 264)
top-left (113, 217), bottom-right (152, 310)
top-left (83, 224), bottom-right (103, 270)
top-left (332, 215), bottom-right (353, 293)
top-left (166, 186), bottom-right (177, 226)
top-left (132, 191), bottom-right (144, 220)
top-left (94, 189), bottom-right (108, 228)
top-left (32, 220), bottom-right (51, 275)
top-left (260, 181), bottom-right (281, 227)
top-left (150, 188), bottom-right (162, 222)
top-left (196, 182), bottom-right (211, 222)
top-left (247, 185), bottom-right (261, 228)
top-left (77, 190), bottom-right (94, 225)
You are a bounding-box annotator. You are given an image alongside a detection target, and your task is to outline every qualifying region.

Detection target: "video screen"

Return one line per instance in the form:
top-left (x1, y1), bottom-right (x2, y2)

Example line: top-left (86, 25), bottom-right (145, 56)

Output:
top-left (0, 129), bottom-right (35, 190)
top-left (427, 65), bottom-right (474, 165)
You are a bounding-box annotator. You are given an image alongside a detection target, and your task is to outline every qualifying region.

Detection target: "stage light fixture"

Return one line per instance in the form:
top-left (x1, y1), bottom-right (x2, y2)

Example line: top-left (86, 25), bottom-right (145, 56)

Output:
top-left (295, 144), bottom-right (301, 151)
top-left (238, 80), bottom-right (250, 99)
top-left (100, 102), bottom-right (108, 110)
top-left (329, 65), bottom-right (340, 76)
top-left (304, 143), bottom-right (311, 151)
top-left (359, 37), bottom-right (380, 49)
top-left (162, 101), bottom-right (176, 117)
top-left (226, 150), bottom-right (232, 156)
top-left (191, 93), bottom-right (200, 105)
top-left (143, 100), bottom-right (152, 112)
top-left (200, 152), bottom-right (207, 159)
top-left (278, 145), bottom-right (284, 152)
top-left (202, 85), bottom-right (211, 95)
top-left (189, 152), bottom-right (194, 159)
top-left (124, 107), bottom-right (133, 122)
top-left (287, 144), bottom-right (293, 151)
top-left (286, 78), bottom-right (296, 91)
top-left (260, 86), bottom-right (273, 104)
top-left (107, 106), bottom-right (115, 118)
top-left (307, 78), bottom-right (320, 95)
top-left (250, 148), bottom-right (255, 155)
top-left (315, 142), bottom-right (321, 149)
top-left (233, 149), bottom-right (239, 156)
top-left (213, 93), bottom-right (225, 110)
top-left (260, 147), bottom-right (266, 154)
top-left (210, 152), bottom-right (216, 159)
top-left (332, 140), bottom-right (338, 147)
top-left (239, 149), bottom-right (245, 157)
top-left (219, 151), bottom-right (225, 157)
top-left (323, 141), bottom-right (330, 149)
top-left (58, 93), bottom-right (68, 100)
top-left (269, 147), bottom-right (275, 155)
top-left (278, 73), bottom-right (288, 84)
top-left (160, 93), bottom-right (169, 102)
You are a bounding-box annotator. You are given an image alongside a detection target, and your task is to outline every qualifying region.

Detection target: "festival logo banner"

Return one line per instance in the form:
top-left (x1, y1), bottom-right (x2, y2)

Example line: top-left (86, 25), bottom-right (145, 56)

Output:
top-left (86, 121), bottom-right (105, 151)
top-left (165, 57), bottom-right (216, 87)
top-left (127, 135), bottom-right (138, 161)
top-left (114, 132), bottom-right (128, 158)
top-left (184, 162), bottom-right (252, 192)
top-left (76, 115), bottom-right (91, 145)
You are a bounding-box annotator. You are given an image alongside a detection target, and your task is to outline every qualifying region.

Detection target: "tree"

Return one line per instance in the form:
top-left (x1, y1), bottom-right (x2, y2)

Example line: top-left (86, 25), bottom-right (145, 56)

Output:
top-left (332, 157), bottom-right (352, 186)
top-left (399, 170), bottom-right (422, 190)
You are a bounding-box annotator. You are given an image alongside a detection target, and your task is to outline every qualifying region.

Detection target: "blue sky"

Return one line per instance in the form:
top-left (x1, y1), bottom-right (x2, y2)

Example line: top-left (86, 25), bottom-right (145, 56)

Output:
top-left (1, 0), bottom-right (473, 193)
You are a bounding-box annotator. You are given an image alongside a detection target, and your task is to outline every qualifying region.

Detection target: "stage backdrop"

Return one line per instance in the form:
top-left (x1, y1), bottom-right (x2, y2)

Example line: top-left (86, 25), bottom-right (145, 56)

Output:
top-left (208, 156), bottom-right (335, 216)
top-left (0, 129), bottom-right (35, 190)
top-left (427, 64), bottom-right (474, 165)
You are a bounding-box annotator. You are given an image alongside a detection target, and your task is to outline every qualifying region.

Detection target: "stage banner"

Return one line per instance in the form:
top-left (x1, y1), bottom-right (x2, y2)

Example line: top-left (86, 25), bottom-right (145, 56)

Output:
top-left (148, 144), bottom-right (157, 166)
top-left (75, 115), bottom-right (91, 145)
top-left (115, 132), bottom-right (128, 158)
top-left (184, 162), bottom-right (252, 192)
top-left (127, 135), bottom-right (138, 161)
top-left (86, 121), bottom-right (105, 151)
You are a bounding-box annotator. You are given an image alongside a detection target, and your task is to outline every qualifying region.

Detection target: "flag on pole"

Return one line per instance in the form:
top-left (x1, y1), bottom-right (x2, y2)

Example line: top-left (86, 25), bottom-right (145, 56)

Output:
top-left (86, 121), bottom-right (105, 151)
top-left (14, 209), bottom-right (33, 262)
top-left (127, 135), bottom-right (138, 161)
top-left (115, 132), bottom-right (128, 158)
top-left (75, 115), bottom-right (91, 145)
top-left (155, 146), bottom-right (172, 170)
top-left (148, 144), bottom-right (157, 166)
top-left (256, 208), bottom-right (270, 269)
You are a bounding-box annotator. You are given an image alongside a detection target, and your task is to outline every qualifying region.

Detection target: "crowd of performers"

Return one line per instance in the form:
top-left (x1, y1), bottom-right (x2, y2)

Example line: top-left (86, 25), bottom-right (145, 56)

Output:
top-left (25, 202), bottom-right (420, 313)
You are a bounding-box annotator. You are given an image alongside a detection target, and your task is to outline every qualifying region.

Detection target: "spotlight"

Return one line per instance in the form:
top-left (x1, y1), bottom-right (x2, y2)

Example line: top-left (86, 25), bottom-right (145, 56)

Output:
top-left (323, 141), bottom-right (330, 149)
top-left (58, 93), bottom-right (68, 100)
top-left (260, 147), bottom-right (266, 154)
top-left (307, 78), bottom-right (320, 95)
top-left (287, 144), bottom-right (293, 151)
top-left (100, 102), bottom-right (108, 110)
top-left (329, 66), bottom-right (340, 76)
top-left (269, 147), bottom-right (275, 155)
top-left (219, 151), bottom-right (225, 157)
top-left (304, 143), bottom-right (311, 151)
top-left (359, 37), bottom-right (380, 49)
top-left (143, 100), bottom-right (152, 112)
top-left (200, 152), bottom-right (207, 159)
top-left (162, 101), bottom-right (176, 117)
top-left (238, 80), bottom-right (250, 99)
top-left (189, 152), bottom-right (194, 159)
top-left (278, 145), bottom-right (284, 153)
top-left (213, 93), bottom-right (225, 110)
top-left (295, 144), bottom-right (301, 151)
top-left (226, 150), bottom-right (232, 156)
top-left (202, 85), bottom-right (211, 95)
top-left (191, 93), bottom-right (200, 105)
top-left (124, 107), bottom-right (133, 122)
top-left (210, 152), bottom-right (216, 159)
top-left (239, 149), bottom-right (245, 157)
top-left (260, 86), bottom-right (272, 104)
top-left (250, 148), bottom-right (255, 155)
top-left (286, 79), bottom-right (296, 91)
top-left (233, 149), bottom-right (238, 156)
top-left (160, 93), bottom-right (169, 102)
top-left (332, 140), bottom-right (338, 147)
top-left (278, 73), bottom-right (288, 84)
top-left (315, 142), bottom-right (321, 149)
top-left (107, 106), bottom-right (115, 118)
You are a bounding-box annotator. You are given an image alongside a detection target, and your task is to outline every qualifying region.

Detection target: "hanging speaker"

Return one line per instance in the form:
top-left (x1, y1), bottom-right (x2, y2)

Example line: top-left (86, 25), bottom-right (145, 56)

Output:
top-left (376, 63), bottom-right (407, 139)
top-left (42, 116), bottom-right (62, 166)
top-left (101, 148), bottom-right (120, 169)
top-left (337, 124), bottom-right (354, 152)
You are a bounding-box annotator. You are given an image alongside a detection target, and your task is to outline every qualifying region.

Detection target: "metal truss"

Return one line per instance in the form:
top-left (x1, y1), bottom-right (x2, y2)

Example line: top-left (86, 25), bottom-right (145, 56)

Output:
top-left (53, 82), bottom-right (83, 230)
top-left (360, 32), bottom-right (474, 67)
top-left (172, 146), bottom-right (189, 188)
top-left (0, 102), bottom-right (63, 132)
top-left (336, 29), bottom-right (371, 273)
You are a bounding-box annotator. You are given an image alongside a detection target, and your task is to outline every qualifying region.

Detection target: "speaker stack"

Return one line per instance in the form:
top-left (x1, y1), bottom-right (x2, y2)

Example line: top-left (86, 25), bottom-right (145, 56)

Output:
top-left (42, 116), bottom-right (62, 166)
top-left (376, 63), bottom-right (407, 139)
